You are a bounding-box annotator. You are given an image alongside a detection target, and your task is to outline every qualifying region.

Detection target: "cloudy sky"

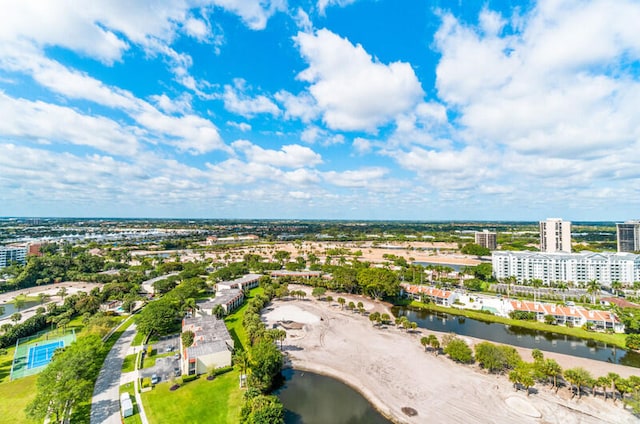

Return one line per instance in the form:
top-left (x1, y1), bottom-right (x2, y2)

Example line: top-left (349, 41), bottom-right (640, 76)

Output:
top-left (1, 0), bottom-right (639, 220)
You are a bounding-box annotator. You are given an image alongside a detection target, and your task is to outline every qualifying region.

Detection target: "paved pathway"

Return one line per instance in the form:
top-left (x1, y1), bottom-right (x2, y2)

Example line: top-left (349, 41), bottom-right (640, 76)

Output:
top-left (90, 321), bottom-right (137, 424)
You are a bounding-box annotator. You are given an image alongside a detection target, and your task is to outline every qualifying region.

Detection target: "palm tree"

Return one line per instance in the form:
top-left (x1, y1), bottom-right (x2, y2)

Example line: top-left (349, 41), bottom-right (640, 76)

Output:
top-left (505, 276), bottom-right (516, 299)
top-left (564, 367), bottom-right (593, 399)
top-left (542, 359), bottom-right (562, 393)
top-left (428, 335), bottom-right (440, 355)
top-left (611, 281), bottom-right (623, 297)
top-left (607, 372), bottom-right (620, 403)
top-left (57, 287), bottom-right (68, 301)
top-left (587, 280), bottom-right (600, 305)
top-left (531, 279), bottom-right (543, 304)
top-left (556, 282), bottom-right (568, 303)
top-left (420, 336), bottom-right (429, 351)
top-left (596, 376), bottom-right (611, 400)
top-left (337, 297), bottom-right (346, 310)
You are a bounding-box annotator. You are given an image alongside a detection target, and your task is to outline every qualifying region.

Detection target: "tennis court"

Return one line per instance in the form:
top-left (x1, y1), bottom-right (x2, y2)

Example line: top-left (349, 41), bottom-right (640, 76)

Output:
top-left (27, 340), bottom-right (64, 369)
top-left (9, 329), bottom-right (76, 381)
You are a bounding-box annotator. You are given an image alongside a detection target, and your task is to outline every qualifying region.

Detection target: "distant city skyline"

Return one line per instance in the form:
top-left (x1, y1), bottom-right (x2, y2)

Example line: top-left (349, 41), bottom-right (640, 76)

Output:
top-left (1, 1), bottom-right (640, 220)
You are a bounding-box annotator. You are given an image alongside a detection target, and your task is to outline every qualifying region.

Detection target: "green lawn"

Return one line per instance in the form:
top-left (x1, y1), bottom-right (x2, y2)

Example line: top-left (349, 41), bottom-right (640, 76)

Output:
top-left (131, 329), bottom-right (146, 346)
top-left (224, 286), bottom-right (264, 351)
top-left (408, 300), bottom-right (627, 348)
top-left (0, 375), bottom-right (38, 424)
top-left (119, 382), bottom-right (143, 424)
top-left (142, 370), bottom-right (243, 424)
top-left (122, 353), bottom-right (137, 373)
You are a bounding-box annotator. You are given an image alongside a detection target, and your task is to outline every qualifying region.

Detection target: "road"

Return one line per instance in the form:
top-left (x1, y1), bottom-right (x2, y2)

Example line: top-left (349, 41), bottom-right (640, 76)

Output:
top-left (90, 321), bottom-right (137, 424)
top-left (140, 272), bottom-right (180, 295)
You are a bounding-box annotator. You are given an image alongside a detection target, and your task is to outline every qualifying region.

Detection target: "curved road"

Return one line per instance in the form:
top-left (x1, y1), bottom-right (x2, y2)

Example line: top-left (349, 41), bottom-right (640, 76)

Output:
top-left (90, 322), bottom-right (137, 424)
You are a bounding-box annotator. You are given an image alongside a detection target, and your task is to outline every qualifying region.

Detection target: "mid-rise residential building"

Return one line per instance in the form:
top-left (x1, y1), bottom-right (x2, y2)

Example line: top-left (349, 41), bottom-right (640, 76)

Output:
top-left (617, 220), bottom-right (640, 253)
top-left (492, 250), bottom-right (640, 286)
top-left (0, 245), bottom-right (28, 269)
top-left (474, 230), bottom-right (497, 250)
top-left (539, 218), bottom-right (572, 253)
top-left (181, 315), bottom-right (234, 376)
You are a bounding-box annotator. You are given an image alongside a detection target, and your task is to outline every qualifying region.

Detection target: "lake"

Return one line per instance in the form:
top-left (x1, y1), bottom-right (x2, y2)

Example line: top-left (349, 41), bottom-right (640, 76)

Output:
top-left (276, 369), bottom-right (391, 424)
top-left (393, 306), bottom-right (640, 368)
top-left (0, 300), bottom-right (40, 320)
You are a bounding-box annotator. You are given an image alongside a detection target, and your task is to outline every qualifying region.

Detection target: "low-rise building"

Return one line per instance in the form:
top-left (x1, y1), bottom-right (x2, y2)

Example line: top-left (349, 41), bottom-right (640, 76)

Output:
top-left (215, 274), bottom-right (262, 291)
top-left (400, 283), bottom-right (458, 306)
top-left (198, 289), bottom-right (244, 315)
top-left (509, 300), bottom-right (624, 333)
top-left (181, 315), bottom-right (234, 376)
top-left (270, 270), bottom-right (322, 279)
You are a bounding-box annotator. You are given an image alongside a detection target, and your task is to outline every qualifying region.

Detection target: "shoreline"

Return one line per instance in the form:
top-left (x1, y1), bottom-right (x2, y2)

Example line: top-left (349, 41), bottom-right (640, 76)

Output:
top-left (263, 287), bottom-right (639, 424)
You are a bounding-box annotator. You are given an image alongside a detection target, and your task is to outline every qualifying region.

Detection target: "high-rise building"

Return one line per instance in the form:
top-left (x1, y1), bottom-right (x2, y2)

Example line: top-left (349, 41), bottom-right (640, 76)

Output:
top-left (475, 230), bottom-right (497, 250)
top-left (0, 245), bottom-right (28, 269)
top-left (539, 218), bottom-right (571, 253)
top-left (617, 221), bottom-right (640, 253)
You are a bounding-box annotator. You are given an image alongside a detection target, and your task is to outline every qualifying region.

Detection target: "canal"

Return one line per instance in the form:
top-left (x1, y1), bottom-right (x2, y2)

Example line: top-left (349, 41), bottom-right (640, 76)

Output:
top-left (393, 306), bottom-right (640, 368)
top-left (276, 369), bottom-right (391, 424)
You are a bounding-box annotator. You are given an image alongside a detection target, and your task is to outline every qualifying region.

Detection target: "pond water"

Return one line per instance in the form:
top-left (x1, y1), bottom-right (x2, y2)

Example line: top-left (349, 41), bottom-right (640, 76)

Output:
top-left (393, 306), bottom-right (640, 368)
top-left (412, 261), bottom-right (466, 272)
top-left (276, 369), bottom-right (391, 424)
top-left (0, 300), bottom-right (40, 320)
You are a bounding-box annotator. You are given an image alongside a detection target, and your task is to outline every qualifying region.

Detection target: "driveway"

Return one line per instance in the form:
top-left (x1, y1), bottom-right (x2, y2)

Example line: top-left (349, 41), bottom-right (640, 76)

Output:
top-left (90, 321), bottom-right (136, 424)
top-left (139, 355), bottom-right (182, 384)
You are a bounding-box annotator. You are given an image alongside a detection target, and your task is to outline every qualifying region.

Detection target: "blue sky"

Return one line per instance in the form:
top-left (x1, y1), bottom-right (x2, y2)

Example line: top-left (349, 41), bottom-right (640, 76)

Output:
top-left (1, 0), bottom-right (639, 220)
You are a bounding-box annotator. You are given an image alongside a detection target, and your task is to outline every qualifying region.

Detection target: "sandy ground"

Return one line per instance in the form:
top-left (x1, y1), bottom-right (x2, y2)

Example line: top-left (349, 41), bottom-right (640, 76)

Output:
top-left (262, 286), bottom-right (639, 424)
top-left (0, 281), bottom-right (102, 325)
top-left (174, 241), bottom-right (483, 267)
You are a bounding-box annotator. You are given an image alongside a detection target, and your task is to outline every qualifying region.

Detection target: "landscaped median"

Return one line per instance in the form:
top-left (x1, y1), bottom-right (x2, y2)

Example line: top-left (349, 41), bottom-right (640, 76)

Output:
top-left (407, 300), bottom-right (628, 348)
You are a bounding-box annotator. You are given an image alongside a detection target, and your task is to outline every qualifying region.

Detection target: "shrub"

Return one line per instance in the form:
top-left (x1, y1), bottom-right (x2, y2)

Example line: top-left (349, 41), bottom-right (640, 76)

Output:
top-left (181, 374), bottom-right (199, 383)
top-left (141, 377), bottom-right (151, 388)
top-left (214, 365), bottom-right (234, 376)
top-left (443, 337), bottom-right (474, 364)
top-left (626, 334), bottom-right (640, 350)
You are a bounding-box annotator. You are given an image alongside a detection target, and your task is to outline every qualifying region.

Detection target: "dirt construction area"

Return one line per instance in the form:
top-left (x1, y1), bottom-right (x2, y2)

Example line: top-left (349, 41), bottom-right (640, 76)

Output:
top-left (262, 286), bottom-right (638, 424)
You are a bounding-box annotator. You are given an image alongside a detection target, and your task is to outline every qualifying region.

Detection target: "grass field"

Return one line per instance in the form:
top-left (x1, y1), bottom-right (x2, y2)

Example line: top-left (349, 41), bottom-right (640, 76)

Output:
top-left (0, 375), bottom-right (38, 424)
top-left (119, 382), bottom-right (143, 424)
top-left (122, 353), bottom-right (137, 373)
top-left (142, 351), bottom-right (175, 369)
top-left (142, 370), bottom-right (243, 424)
top-left (224, 286), bottom-right (264, 351)
top-left (408, 300), bottom-right (627, 348)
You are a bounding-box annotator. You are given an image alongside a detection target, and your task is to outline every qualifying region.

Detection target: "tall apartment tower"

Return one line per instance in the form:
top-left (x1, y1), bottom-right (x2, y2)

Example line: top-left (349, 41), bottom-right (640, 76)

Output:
top-left (539, 218), bottom-right (571, 253)
top-left (475, 230), bottom-right (497, 250)
top-left (617, 221), bottom-right (640, 253)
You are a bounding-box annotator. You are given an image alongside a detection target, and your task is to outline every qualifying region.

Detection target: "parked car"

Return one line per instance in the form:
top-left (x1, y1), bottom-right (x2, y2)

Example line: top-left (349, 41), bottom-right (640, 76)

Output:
top-left (151, 374), bottom-right (160, 384)
top-left (174, 367), bottom-right (181, 376)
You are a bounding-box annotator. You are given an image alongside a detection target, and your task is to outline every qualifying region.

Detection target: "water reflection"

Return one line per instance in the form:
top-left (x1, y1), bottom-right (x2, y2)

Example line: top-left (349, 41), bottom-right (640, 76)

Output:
top-left (276, 369), bottom-right (391, 424)
top-left (393, 306), bottom-right (640, 368)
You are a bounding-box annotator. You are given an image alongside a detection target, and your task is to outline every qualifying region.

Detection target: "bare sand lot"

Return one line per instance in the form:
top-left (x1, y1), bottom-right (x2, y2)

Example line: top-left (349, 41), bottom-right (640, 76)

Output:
top-left (262, 288), bottom-right (639, 424)
top-left (199, 240), bottom-right (482, 267)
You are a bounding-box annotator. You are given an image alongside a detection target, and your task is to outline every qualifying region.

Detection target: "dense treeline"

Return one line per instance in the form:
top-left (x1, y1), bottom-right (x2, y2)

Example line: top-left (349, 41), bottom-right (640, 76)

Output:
top-left (237, 278), bottom-right (286, 424)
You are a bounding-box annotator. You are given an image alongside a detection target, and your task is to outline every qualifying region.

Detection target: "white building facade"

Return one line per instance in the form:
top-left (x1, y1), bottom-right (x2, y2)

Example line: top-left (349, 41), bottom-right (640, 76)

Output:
top-left (492, 251), bottom-right (640, 286)
top-left (0, 245), bottom-right (28, 269)
top-left (539, 218), bottom-right (572, 253)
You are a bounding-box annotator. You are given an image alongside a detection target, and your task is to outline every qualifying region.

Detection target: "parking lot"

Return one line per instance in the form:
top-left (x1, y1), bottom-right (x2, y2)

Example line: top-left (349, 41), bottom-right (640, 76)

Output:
top-left (140, 334), bottom-right (182, 384)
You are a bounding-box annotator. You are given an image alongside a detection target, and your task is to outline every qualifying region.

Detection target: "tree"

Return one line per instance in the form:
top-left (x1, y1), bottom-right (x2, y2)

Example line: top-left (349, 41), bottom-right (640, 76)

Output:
top-left (26, 335), bottom-right (104, 423)
top-left (14, 297), bottom-right (25, 312)
top-left (541, 359), bottom-right (562, 393)
top-left (57, 287), bottom-right (68, 300)
top-left (608, 372), bottom-right (621, 403)
top-left (337, 297), bottom-right (346, 310)
top-left (240, 393), bottom-right (284, 424)
top-left (311, 287), bottom-right (326, 299)
top-left (509, 362), bottom-right (535, 395)
top-left (429, 335), bottom-right (440, 355)
top-left (369, 312), bottom-right (380, 326)
top-left (420, 336), bottom-right (429, 351)
top-left (531, 278), bottom-right (543, 304)
top-left (474, 342), bottom-right (521, 373)
top-left (182, 330), bottom-right (195, 348)
top-left (37, 293), bottom-right (50, 305)
top-left (380, 313), bottom-right (391, 324)
top-left (587, 280), bottom-right (600, 305)
top-left (443, 338), bottom-right (474, 364)
top-left (249, 340), bottom-right (283, 392)
top-left (460, 243), bottom-right (490, 256)
top-left (596, 376), bottom-right (611, 400)
top-left (564, 367), bottom-right (593, 399)
top-left (213, 304), bottom-right (226, 319)
top-left (136, 299), bottom-right (179, 336)
top-left (347, 301), bottom-right (355, 311)
top-left (611, 280), bottom-right (623, 297)
top-left (10, 313), bottom-right (22, 323)
top-left (357, 268), bottom-right (399, 300)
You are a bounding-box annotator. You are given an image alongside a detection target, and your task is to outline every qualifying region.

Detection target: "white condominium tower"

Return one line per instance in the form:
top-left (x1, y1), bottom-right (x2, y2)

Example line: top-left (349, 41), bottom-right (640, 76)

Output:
top-left (617, 220), bottom-right (640, 253)
top-left (539, 218), bottom-right (571, 253)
